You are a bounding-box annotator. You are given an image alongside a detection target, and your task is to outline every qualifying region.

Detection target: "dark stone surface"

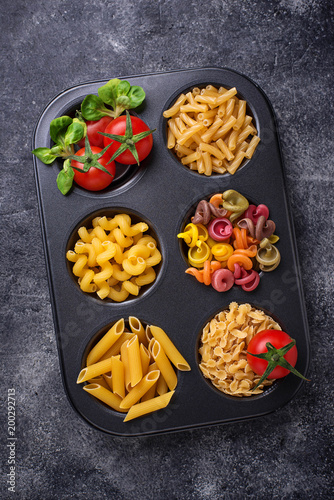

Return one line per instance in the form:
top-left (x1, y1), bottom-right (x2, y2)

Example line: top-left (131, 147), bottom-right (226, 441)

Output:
top-left (1, 0), bottom-right (333, 498)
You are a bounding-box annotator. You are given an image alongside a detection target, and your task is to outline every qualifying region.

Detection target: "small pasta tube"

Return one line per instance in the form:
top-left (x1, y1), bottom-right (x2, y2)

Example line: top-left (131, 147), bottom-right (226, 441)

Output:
top-left (83, 384), bottom-right (127, 413)
top-left (126, 335), bottom-right (143, 387)
top-left (119, 370), bottom-right (160, 409)
top-left (150, 325), bottom-right (191, 371)
top-left (129, 316), bottom-right (146, 345)
top-left (86, 318), bottom-right (125, 366)
top-left (151, 340), bottom-right (178, 391)
top-left (77, 358), bottom-right (112, 384)
top-left (123, 391), bottom-right (175, 422)
top-left (111, 355), bottom-right (125, 399)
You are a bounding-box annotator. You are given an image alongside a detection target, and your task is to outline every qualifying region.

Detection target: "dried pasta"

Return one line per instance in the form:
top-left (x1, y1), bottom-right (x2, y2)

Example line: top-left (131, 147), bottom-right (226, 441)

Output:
top-left (66, 214), bottom-right (162, 302)
top-left (163, 85), bottom-right (260, 176)
top-left (77, 317), bottom-right (191, 422)
top-left (178, 190), bottom-right (281, 292)
top-left (198, 302), bottom-right (281, 396)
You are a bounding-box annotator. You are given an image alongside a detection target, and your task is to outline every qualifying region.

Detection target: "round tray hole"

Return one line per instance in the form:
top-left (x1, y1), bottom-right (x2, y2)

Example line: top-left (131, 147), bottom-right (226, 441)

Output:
top-left (66, 207), bottom-right (163, 304)
top-left (161, 81), bottom-right (260, 177)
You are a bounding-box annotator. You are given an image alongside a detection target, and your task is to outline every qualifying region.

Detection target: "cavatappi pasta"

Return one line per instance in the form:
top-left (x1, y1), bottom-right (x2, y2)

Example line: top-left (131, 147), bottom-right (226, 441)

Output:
top-left (66, 213), bottom-right (162, 302)
top-left (77, 317), bottom-right (191, 422)
top-left (163, 85), bottom-right (260, 176)
top-left (198, 302), bottom-right (281, 396)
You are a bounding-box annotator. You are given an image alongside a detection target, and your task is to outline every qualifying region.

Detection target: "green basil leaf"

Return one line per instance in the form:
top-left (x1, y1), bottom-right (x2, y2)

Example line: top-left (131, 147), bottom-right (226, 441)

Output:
top-left (73, 117), bottom-right (87, 137)
top-left (98, 79), bottom-right (121, 109)
top-left (50, 116), bottom-right (73, 144)
top-left (64, 121), bottom-right (85, 146)
top-left (81, 95), bottom-right (111, 121)
top-left (56, 164), bottom-right (74, 195)
top-left (32, 147), bottom-right (57, 164)
top-left (127, 86), bottom-right (146, 109)
top-left (116, 80), bottom-right (131, 97)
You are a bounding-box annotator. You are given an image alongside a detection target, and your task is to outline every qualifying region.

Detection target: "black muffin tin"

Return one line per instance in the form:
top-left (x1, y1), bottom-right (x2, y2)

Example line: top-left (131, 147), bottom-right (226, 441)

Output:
top-left (32, 67), bottom-right (310, 437)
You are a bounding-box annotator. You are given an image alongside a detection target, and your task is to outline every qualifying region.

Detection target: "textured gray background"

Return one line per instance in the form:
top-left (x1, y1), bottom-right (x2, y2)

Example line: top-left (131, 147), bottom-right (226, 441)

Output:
top-left (1, 0), bottom-right (333, 499)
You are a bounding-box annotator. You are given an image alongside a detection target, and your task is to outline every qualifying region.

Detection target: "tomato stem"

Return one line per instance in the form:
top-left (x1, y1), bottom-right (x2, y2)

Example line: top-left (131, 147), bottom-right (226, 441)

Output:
top-left (99, 110), bottom-right (155, 166)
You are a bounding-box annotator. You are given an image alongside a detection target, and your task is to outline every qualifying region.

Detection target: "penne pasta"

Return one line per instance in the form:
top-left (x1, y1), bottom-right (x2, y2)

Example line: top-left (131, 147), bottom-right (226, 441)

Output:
top-left (83, 384), bottom-right (127, 412)
top-left (151, 340), bottom-right (178, 391)
top-left (111, 355), bottom-right (125, 399)
top-left (126, 335), bottom-right (143, 387)
top-left (150, 325), bottom-right (191, 371)
top-left (77, 358), bottom-right (112, 384)
top-left (123, 392), bottom-right (175, 422)
top-left (119, 370), bottom-right (160, 409)
top-left (86, 319), bottom-right (125, 366)
top-left (77, 318), bottom-right (191, 422)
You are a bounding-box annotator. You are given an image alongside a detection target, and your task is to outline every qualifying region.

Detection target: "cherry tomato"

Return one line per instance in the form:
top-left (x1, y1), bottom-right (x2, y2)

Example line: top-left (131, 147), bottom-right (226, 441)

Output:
top-left (78, 116), bottom-right (113, 149)
top-left (247, 330), bottom-right (298, 379)
top-left (103, 115), bottom-right (153, 164)
top-left (71, 146), bottom-right (116, 191)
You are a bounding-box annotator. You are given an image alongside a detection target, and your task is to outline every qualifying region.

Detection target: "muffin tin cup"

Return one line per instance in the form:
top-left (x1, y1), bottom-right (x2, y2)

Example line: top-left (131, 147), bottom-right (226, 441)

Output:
top-left (32, 67), bottom-right (310, 437)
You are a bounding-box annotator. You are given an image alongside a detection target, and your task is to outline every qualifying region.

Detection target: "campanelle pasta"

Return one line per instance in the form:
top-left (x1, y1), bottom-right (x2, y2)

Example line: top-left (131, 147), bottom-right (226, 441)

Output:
top-left (77, 317), bottom-right (191, 422)
top-left (163, 85), bottom-right (260, 176)
top-left (198, 302), bottom-right (281, 396)
top-left (66, 214), bottom-right (162, 302)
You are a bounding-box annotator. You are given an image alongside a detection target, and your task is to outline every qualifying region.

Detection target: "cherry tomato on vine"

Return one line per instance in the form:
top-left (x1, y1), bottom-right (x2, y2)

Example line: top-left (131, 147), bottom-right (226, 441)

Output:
top-left (78, 116), bottom-right (113, 149)
top-left (246, 329), bottom-right (309, 391)
top-left (71, 146), bottom-right (116, 191)
top-left (102, 113), bottom-right (154, 165)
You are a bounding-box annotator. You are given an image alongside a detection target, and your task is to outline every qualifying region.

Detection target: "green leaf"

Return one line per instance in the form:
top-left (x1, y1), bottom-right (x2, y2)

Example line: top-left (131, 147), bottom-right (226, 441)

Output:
top-left (116, 95), bottom-right (131, 110)
top-left (127, 86), bottom-right (145, 108)
top-left (50, 116), bottom-right (73, 144)
top-left (116, 80), bottom-right (131, 97)
top-left (56, 164), bottom-right (74, 195)
top-left (32, 147), bottom-right (57, 164)
top-left (81, 95), bottom-right (112, 121)
top-left (64, 122), bottom-right (85, 146)
top-left (98, 79), bottom-right (121, 108)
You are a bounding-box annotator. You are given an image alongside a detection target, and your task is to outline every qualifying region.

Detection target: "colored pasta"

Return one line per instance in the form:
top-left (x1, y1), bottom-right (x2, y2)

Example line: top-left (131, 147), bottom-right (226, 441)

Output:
top-left (198, 302), bottom-right (281, 396)
top-left (178, 190), bottom-right (280, 292)
top-left (163, 85), bottom-right (260, 176)
top-left (66, 213), bottom-right (162, 302)
top-left (77, 317), bottom-right (191, 422)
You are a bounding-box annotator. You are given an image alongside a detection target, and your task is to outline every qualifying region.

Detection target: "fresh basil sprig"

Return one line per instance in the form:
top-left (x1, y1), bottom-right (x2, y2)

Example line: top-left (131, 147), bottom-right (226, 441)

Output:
top-left (81, 79), bottom-right (145, 121)
top-left (32, 116), bottom-right (85, 165)
top-left (33, 115), bottom-right (88, 195)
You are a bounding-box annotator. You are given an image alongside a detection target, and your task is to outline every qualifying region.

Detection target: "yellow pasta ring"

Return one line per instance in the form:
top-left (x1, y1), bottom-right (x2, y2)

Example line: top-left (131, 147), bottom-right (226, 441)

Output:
top-left (211, 243), bottom-right (234, 262)
top-left (196, 223), bottom-right (209, 242)
top-left (177, 223), bottom-right (199, 247)
top-left (188, 241), bottom-right (212, 268)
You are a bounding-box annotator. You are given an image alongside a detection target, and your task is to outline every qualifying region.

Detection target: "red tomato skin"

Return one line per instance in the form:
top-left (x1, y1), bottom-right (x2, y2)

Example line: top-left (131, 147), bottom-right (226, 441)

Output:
top-left (71, 146), bottom-right (116, 191)
top-left (247, 330), bottom-right (298, 379)
top-left (78, 117), bottom-right (113, 149)
top-left (103, 115), bottom-right (153, 164)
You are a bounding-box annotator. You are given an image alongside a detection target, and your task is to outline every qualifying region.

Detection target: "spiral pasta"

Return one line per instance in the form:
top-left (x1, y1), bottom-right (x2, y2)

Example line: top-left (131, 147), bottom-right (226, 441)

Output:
top-left (199, 302), bottom-right (281, 396)
top-left (177, 190), bottom-right (280, 292)
top-left (67, 214), bottom-right (162, 302)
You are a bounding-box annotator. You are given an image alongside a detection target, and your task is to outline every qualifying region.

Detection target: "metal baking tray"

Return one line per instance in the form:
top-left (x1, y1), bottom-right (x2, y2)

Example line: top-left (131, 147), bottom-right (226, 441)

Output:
top-left (32, 67), bottom-right (310, 436)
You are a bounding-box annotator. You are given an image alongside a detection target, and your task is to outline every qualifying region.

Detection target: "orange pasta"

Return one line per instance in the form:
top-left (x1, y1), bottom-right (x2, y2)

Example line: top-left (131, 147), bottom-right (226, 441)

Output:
top-left (227, 254), bottom-right (253, 272)
top-left (234, 244), bottom-right (257, 258)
